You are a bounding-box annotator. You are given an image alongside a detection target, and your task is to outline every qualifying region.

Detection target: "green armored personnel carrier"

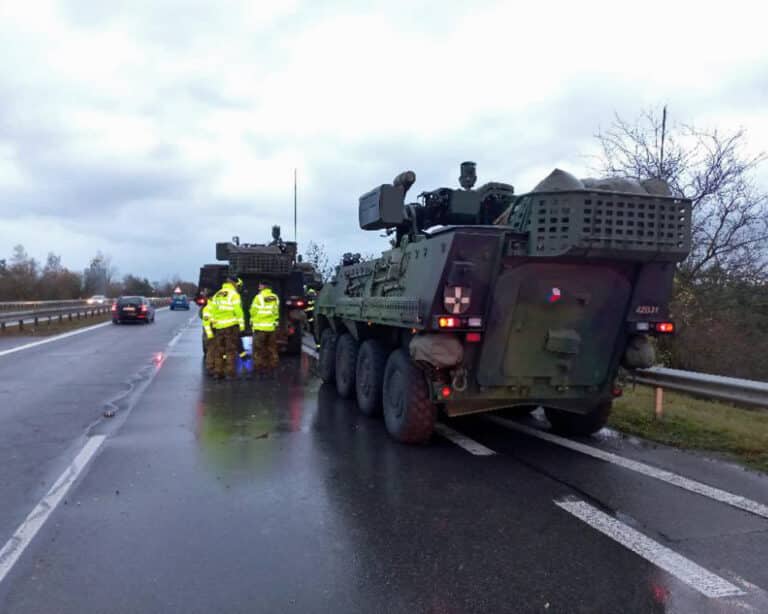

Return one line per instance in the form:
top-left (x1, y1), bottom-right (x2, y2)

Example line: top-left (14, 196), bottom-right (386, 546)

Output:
top-left (197, 226), bottom-right (317, 355)
top-left (315, 162), bottom-right (691, 443)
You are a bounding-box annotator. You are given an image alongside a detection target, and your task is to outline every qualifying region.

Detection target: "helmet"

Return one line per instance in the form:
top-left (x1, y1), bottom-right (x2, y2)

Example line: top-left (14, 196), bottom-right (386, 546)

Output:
top-left (225, 276), bottom-right (243, 291)
top-left (307, 288), bottom-right (317, 296)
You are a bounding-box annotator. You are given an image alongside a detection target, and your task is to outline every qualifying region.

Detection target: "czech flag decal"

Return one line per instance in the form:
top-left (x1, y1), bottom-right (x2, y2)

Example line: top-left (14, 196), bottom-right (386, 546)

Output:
top-left (548, 287), bottom-right (562, 303)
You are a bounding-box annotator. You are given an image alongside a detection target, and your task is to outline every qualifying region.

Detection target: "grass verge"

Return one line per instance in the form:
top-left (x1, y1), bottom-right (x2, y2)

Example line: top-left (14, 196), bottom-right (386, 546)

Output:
top-left (610, 385), bottom-right (768, 474)
top-left (0, 313), bottom-right (113, 337)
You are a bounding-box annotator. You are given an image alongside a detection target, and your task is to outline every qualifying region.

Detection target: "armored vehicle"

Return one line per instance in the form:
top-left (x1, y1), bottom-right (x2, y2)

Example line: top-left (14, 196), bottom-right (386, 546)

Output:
top-left (197, 226), bottom-right (317, 355)
top-left (315, 162), bottom-right (691, 443)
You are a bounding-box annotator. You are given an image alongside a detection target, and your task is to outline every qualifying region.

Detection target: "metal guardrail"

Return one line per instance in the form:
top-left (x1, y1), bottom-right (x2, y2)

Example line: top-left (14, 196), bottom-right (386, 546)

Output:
top-left (0, 299), bottom-right (89, 313)
top-left (634, 366), bottom-right (768, 409)
top-left (0, 298), bottom-right (172, 330)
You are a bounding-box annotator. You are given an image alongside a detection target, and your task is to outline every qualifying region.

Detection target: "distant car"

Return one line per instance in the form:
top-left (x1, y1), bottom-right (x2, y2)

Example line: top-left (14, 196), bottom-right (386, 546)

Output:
top-left (170, 294), bottom-right (190, 310)
top-left (87, 294), bottom-right (107, 305)
top-left (112, 296), bottom-right (155, 324)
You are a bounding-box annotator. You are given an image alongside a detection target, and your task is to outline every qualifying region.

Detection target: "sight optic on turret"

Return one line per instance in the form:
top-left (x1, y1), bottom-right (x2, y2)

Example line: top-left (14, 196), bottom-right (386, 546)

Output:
top-left (357, 162), bottom-right (514, 239)
top-left (459, 161), bottom-right (477, 190)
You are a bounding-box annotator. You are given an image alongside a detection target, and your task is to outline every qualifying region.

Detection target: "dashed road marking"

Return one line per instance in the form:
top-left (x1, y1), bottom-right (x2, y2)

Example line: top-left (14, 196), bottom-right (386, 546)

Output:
top-left (0, 436), bottom-right (106, 585)
top-left (435, 423), bottom-right (496, 456)
top-left (488, 415), bottom-right (768, 520)
top-left (555, 498), bottom-right (745, 598)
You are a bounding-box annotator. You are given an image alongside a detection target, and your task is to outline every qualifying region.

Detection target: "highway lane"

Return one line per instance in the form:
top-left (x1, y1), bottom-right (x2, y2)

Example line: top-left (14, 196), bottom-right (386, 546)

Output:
top-left (1, 321), bottom-right (768, 612)
top-left (0, 307), bottom-right (194, 551)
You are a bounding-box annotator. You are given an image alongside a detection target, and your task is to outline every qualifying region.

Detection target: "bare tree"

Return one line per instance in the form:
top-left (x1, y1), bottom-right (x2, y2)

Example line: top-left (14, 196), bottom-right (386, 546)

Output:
top-left (595, 108), bottom-right (768, 280)
top-left (302, 241), bottom-right (334, 282)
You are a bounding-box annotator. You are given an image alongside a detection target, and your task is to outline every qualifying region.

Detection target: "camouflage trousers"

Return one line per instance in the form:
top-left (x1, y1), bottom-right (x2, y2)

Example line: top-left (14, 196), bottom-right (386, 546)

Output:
top-left (253, 331), bottom-right (279, 371)
top-left (211, 325), bottom-right (240, 378)
top-left (204, 333), bottom-right (216, 374)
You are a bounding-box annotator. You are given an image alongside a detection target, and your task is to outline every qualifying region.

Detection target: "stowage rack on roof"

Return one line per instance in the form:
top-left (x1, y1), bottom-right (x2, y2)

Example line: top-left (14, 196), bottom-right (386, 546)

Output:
top-left (500, 169), bottom-right (692, 262)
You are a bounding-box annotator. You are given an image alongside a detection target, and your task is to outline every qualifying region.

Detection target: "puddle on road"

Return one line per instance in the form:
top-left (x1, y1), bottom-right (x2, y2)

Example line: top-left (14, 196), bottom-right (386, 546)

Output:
top-left (193, 354), bottom-right (320, 473)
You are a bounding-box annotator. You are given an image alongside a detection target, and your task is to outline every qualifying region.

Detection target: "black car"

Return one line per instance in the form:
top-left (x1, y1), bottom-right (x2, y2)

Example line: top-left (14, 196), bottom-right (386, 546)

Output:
top-left (112, 296), bottom-right (156, 324)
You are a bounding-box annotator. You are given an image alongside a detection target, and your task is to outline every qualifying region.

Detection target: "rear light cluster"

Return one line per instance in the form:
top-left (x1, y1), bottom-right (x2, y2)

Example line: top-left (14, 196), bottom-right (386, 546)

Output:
top-left (140, 304), bottom-right (148, 312)
top-left (285, 298), bottom-right (306, 308)
top-left (633, 321), bottom-right (675, 334)
top-left (436, 316), bottom-right (483, 329)
top-left (111, 303), bottom-right (117, 312)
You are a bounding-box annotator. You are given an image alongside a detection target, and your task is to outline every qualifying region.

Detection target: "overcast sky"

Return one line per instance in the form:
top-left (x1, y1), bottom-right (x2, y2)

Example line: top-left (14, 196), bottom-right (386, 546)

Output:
top-left (1, 0), bottom-right (766, 282)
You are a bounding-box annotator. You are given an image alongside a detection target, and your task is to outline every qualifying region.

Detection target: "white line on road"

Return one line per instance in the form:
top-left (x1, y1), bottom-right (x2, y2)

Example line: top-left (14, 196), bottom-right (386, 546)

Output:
top-left (555, 498), bottom-right (745, 598)
top-left (0, 307), bottom-right (171, 359)
top-left (0, 436), bottom-right (106, 585)
top-left (487, 415), bottom-right (768, 520)
top-left (0, 321), bottom-right (112, 357)
top-left (435, 423), bottom-right (496, 456)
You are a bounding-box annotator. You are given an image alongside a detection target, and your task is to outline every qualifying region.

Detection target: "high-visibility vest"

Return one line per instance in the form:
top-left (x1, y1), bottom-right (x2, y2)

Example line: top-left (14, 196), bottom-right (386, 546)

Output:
top-left (201, 304), bottom-right (214, 339)
top-left (210, 283), bottom-right (245, 331)
top-left (250, 289), bottom-right (280, 332)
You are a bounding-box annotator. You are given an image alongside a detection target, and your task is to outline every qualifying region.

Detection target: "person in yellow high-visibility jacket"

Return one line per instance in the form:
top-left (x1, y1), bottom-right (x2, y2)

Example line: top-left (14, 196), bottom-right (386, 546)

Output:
top-left (201, 301), bottom-right (216, 375)
top-left (210, 277), bottom-right (245, 379)
top-left (250, 282), bottom-right (280, 376)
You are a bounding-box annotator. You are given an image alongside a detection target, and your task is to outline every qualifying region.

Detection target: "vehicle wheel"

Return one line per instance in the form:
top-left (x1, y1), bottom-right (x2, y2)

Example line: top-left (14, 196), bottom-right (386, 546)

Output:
top-left (355, 339), bottom-right (387, 416)
top-left (112, 319), bottom-right (119, 325)
top-left (318, 328), bottom-right (338, 384)
top-left (545, 402), bottom-right (612, 436)
top-left (286, 328), bottom-right (302, 355)
top-left (170, 306), bottom-right (174, 311)
top-left (335, 334), bottom-right (359, 399)
top-left (382, 348), bottom-right (436, 444)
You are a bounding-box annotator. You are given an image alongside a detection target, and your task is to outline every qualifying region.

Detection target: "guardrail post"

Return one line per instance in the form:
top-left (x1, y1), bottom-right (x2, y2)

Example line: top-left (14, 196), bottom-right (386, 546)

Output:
top-left (68, 313), bottom-right (72, 321)
top-left (19, 319), bottom-right (23, 330)
top-left (654, 387), bottom-right (664, 420)
top-left (58, 314), bottom-right (63, 323)
top-left (34, 316), bottom-right (38, 327)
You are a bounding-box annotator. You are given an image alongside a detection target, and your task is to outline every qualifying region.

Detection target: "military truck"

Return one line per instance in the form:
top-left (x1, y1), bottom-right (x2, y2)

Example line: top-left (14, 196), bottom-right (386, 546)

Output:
top-left (197, 226), bottom-right (316, 355)
top-left (315, 162), bottom-right (691, 443)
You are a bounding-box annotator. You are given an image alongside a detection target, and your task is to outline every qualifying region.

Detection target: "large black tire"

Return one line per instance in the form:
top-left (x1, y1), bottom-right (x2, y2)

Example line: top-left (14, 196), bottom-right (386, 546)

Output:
top-left (355, 339), bottom-right (387, 416)
top-left (318, 328), bottom-right (338, 384)
top-left (545, 402), bottom-right (612, 436)
top-left (335, 334), bottom-right (359, 399)
top-left (382, 349), bottom-right (436, 444)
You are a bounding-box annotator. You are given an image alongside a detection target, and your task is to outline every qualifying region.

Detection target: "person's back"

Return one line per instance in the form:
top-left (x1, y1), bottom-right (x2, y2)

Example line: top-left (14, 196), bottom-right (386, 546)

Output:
top-left (210, 278), bottom-right (245, 379)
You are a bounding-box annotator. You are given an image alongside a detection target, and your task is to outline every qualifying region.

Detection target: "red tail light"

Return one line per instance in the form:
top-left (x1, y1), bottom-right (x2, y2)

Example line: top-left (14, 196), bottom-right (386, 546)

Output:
top-left (438, 317), bottom-right (459, 328)
top-left (466, 332), bottom-right (482, 343)
top-left (296, 300), bottom-right (305, 307)
top-left (140, 304), bottom-right (148, 312)
top-left (111, 303), bottom-right (117, 312)
top-left (655, 322), bottom-right (674, 334)
top-left (440, 386), bottom-right (452, 399)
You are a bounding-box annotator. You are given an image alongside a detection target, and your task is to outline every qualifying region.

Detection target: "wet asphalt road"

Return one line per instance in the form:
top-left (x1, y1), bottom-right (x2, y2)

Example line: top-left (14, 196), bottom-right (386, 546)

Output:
top-left (1, 311), bottom-right (768, 613)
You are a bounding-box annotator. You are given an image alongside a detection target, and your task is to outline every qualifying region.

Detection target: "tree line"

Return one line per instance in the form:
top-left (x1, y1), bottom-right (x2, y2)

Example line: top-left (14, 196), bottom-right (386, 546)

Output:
top-left (0, 246), bottom-right (196, 301)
